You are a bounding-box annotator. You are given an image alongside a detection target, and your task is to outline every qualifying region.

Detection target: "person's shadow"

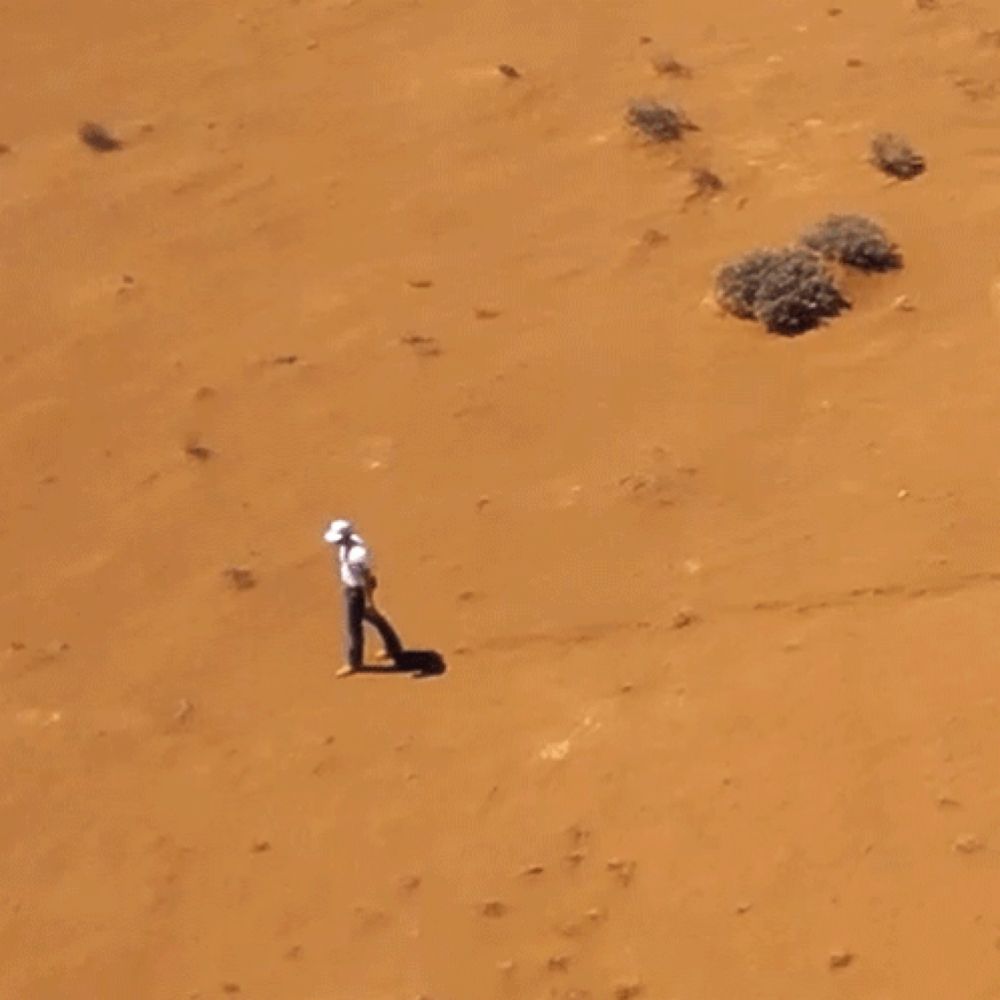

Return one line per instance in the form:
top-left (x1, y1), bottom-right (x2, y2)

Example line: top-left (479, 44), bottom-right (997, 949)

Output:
top-left (356, 649), bottom-right (447, 679)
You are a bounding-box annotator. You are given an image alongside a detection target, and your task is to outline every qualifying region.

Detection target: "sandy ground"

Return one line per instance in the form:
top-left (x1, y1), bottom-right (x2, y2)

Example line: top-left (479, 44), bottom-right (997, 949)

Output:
top-left (4, 0), bottom-right (1000, 997)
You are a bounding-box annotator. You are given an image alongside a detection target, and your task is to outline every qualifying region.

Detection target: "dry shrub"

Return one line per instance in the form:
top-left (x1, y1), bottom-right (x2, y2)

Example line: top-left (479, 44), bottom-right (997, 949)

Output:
top-left (800, 214), bottom-right (902, 271)
top-left (626, 100), bottom-right (697, 142)
top-left (870, 132), bottom-right (925, 179)
top-left (715, 248), bottom-right (847, 335)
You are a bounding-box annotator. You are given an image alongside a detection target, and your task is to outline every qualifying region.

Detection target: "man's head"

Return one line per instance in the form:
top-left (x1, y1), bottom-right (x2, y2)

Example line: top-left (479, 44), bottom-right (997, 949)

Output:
top-left (323, 518), bottom-right (354, 545)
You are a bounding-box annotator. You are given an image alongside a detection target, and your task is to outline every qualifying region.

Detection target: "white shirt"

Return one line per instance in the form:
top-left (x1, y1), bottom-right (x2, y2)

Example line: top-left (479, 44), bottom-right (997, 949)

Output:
top-left (338, 535), bottom-right (373, 589)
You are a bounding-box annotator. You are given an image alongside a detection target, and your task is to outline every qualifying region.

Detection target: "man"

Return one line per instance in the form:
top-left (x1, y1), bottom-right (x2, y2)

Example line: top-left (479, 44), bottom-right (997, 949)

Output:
top-left (323, 519), bottom-right (404, 677)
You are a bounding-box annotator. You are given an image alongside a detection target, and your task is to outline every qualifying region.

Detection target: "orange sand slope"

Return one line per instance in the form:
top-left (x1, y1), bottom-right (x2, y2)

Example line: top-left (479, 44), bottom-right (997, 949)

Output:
top-left (4, 0), bottom-right (1000, 997)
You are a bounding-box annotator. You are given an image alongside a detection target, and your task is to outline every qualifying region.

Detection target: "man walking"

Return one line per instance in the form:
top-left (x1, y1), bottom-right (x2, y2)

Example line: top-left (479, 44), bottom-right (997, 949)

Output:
top-left (323, 519), bottom-right (404, 678)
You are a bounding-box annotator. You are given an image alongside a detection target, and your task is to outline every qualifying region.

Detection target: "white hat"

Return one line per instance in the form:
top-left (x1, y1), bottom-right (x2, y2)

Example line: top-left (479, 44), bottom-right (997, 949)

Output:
top-left (323, 518), bottom-right (354, 544)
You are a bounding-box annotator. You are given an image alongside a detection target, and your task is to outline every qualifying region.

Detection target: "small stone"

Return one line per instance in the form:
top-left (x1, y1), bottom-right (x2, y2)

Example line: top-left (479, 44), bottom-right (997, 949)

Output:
top-left (897, 489), bottom-right (910, 500)
top-left (891, 294), bottom-right (916, 311)
top-left (613, 981), bottom-right (643, 1000)
top-left (78, 121), bottom-right (122, 152)
top-left (520, 863), bottom-right (545, 876)
top-left (586, 907), bottom-right (605, 921)
top-left (846, 57), bottom-right (864, 67)
top-left (954, 834), bottom-right (985, 854)
top-left (475, 495), bottom-right (491, 511)
top-left (251, 840), bottom-right (271, 853)
top-left (497, 959), bottom-right (515, 973)
top-left (185, 439), bottom-right (214, 461)
top-left (639, 227), bottom-right (668, 246)
top-left (936, 794), bottom-right (960, 808)
top-left (671, 609), bottom-right (698, 629)
top-left (223, 566), bottom-right (257, 591)
top-left (480, 899), bottom-right (507, 917)
top-left (305, 38), bottom-right (319, 49)
top-left (399, 874), bottom-right (422, 892)
top-left (497, 63), bottom-right (521, 79)
top-left (221, 985), bottom-right (241, 995)
top-left (284, 945), bottom-right (302, 959)
top-left (606, 858), bottom-right (637, 885)
top-left (194, 386), bottom-right (217, 401)
top-left (474, 307), bottom-right (502, 320)
top-left (828, 950), bottom-right (854, 970)
top-left (651, 52), bottom-right (692, 77)
top-left (407, 278), bottom-right (434, 289)
top-left (735, 901), bottom-right (752, 914)
top-left (174, 699), bottom-right (195, 723)
top-left (0, 143), bottom-right (11, 155)
top-left (547, 955), bottom-right (570, 972)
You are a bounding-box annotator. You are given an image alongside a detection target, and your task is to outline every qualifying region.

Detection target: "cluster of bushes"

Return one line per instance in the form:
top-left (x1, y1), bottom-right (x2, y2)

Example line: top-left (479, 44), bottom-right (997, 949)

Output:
top-left (715, 216), bottom-right (902, 335)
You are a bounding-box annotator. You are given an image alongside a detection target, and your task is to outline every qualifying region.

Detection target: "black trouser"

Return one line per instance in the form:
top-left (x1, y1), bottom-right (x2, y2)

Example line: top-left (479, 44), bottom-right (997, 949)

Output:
top-left (344, 586), bottom-right (403, 668)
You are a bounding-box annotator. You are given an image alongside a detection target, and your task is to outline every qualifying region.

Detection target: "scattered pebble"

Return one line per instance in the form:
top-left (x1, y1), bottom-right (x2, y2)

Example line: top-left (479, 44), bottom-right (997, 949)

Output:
top-left (399, 874), bottom-right (422, 892)
top-left (735, 901), bottom-right (753, 915)
top-left (221, 985), bottom-right (241, 995)
top-left (936, 794), bottom-right (961, 808)
top-left (474, 308), bottom-right (502, 320)
top-left (891, 294), bottom-right (916, 312)
top-left (497, 63), bottom-right (521, 79)
top-left (547, 955), bottom-right (570, 972)
top-left (479, 899), bottom-right (507, 917)
top-left (520, 863), bottom-right (545, 876)
top-left (0, 143), bottom-right (11, 155)
top-left (407, 278), bottom-right (434, 289)
top-left (251, 840), bottom-right (271, 853)
top-left (828, 950), bottom-right (854, 970)
top-left (897, 489), bottom-right (910, 500)
top-left (497, 959), bottom-right (515, 973)
top-left (846, 57), bottom-right (864, 67)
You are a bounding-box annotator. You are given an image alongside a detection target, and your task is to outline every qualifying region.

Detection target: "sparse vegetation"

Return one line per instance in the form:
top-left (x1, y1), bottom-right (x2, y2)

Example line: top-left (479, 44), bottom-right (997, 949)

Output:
top-left (651, 53), bottom-right (692, 78)
top-left (626, 99), bottom-right (697, 142)
top-left (689, 167), bottom-right (724, 198)
top-left (870, 132), bottom-right (925, 180)
top-left (800, 214), bottom-right (902, 271)
top-left (78, 121), bottom-right (122, 152)
top-left (715, 248), bottom-right (847, 335)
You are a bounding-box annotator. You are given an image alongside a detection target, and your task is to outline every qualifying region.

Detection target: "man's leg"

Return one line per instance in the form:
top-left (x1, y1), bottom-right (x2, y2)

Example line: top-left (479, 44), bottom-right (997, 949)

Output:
top-left (364, 605), bottom-right (404, 663)
top-left (337, 587), bottom-right (366, 676)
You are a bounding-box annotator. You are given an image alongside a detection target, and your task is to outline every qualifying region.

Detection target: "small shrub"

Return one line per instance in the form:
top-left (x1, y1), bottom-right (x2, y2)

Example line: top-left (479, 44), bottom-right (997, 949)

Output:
top-left (651, 53), bottom-right (692, 78)
top-left (753, 250), bottom-right (848, 334)
top-left (78, 121), bottom-right (122, 152)
top-left (715, 248), bottom-right (788, 319)
top-left (715, 248), bottom-right (846, 335)
top-left (626, 99), bottom-right (697, 142)
top-left (870, 132), bottom-right (925, 179)
top-left (800, 214), bottom-right (902, 271)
